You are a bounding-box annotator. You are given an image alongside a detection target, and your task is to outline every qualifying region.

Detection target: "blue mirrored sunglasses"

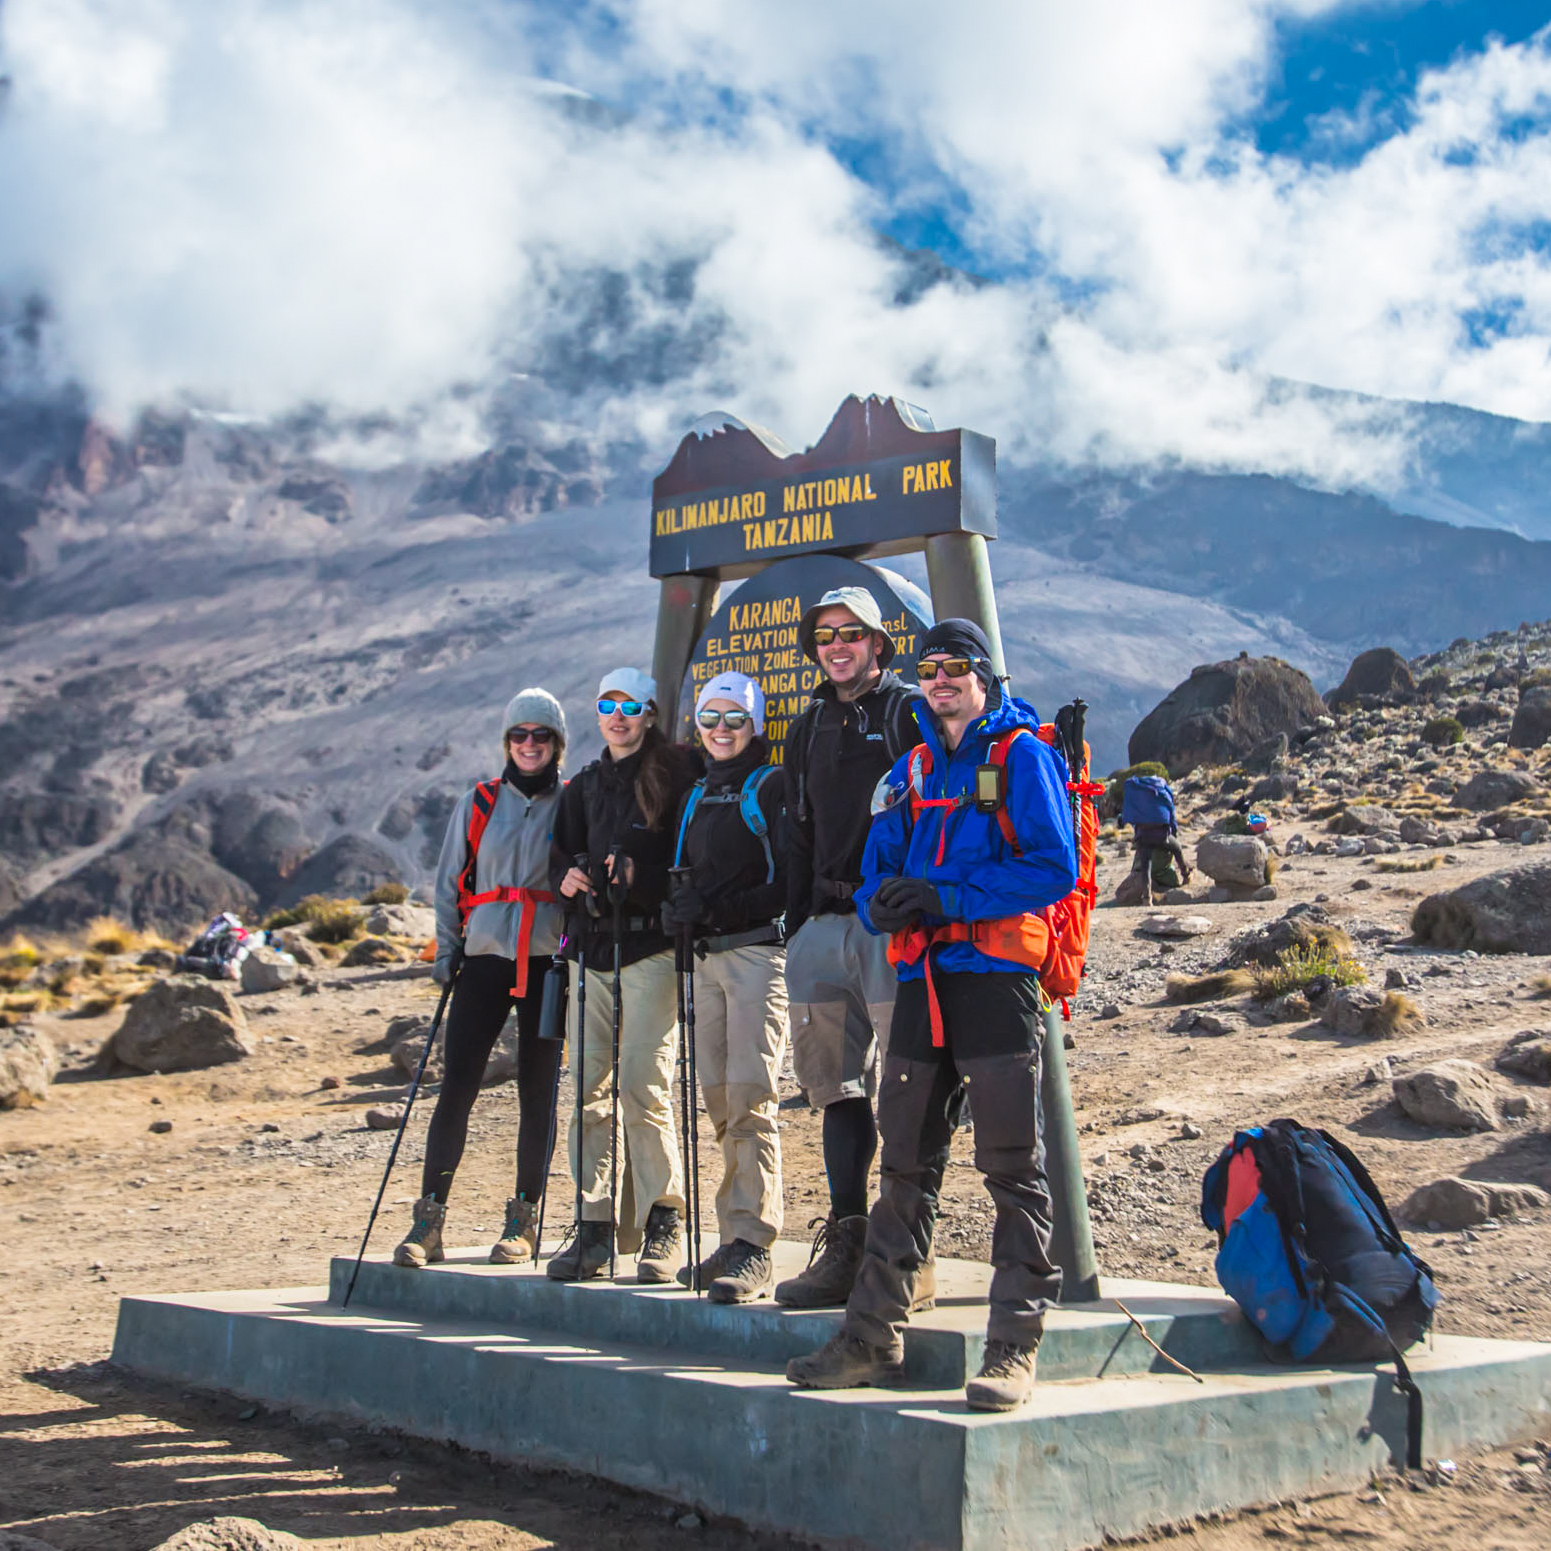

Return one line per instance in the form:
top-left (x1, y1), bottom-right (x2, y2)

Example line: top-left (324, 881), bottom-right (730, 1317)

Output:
top-left (597, 698), bottom-right (647, 717)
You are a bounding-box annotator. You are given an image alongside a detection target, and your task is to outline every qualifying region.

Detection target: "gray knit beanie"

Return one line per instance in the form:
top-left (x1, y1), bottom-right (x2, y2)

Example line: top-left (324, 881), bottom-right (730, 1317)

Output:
top-left (501, 687), bottom-right (566, 760)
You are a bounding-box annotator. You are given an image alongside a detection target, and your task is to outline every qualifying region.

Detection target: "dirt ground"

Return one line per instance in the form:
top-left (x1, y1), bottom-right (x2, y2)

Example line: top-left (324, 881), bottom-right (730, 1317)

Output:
top-left (2, 838), bottom-right (1550, 1549)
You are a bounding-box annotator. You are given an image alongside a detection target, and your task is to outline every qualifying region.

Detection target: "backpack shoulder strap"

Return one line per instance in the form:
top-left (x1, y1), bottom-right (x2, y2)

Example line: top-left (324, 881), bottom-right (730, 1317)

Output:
top-left (790, 700), bottom-right (824, 821)
top-left (884, 687), bottom-right (918, 762)
top-left (457, 779), bottom-right (502, 917)
top-left (740, 766), bottom-right (779, 882)
top-left (673, 779), bottom-right (707, 868)
top-left (988, 728), bottom-right (1033, 856)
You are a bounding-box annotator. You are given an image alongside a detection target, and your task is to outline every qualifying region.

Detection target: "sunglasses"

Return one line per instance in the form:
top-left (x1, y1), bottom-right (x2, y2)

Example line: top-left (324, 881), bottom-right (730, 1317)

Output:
top-left (915, 657), bottom-right (978, 681)
top-left (812, 623), bottom-right (869, 646)
top-left (507, 726), bottom-right (555, 746)
top-left (697, 708), bottom-right (752, 730)
top-left (597, 698), bottom-right (648, 717)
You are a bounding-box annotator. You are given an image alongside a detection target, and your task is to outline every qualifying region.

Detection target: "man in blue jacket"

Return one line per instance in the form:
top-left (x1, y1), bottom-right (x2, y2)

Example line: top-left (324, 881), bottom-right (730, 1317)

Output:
top-left (786, 619), bottom-right (1077, 1411)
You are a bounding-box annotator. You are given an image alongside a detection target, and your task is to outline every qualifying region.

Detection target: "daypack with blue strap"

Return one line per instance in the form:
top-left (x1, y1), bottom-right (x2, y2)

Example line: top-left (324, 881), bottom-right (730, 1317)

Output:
top-left (1201, 1119), bottom-right (1438, 1467)
top-left (1121, 773), bottom-right (1175, 827)
top-left (673, 765), bottom-right (780, 882)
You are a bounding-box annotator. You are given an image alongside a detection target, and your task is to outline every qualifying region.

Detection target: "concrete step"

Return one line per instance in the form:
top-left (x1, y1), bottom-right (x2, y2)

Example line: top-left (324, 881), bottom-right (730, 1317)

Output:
top-left (113, 1272), bottom-right (1551, 1551)
top-left (328, 1244), bottom-right (1263, 1387)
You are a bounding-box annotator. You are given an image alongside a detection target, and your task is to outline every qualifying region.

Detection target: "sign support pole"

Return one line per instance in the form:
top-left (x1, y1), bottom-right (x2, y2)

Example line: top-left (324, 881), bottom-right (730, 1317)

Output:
top-left (923, 532), bottom-right (1006, 677)
top-left (650, 574), bottom-right (719, 736)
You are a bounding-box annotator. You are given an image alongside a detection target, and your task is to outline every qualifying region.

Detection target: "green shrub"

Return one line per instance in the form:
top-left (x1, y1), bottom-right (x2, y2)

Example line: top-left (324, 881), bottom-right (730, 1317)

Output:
top-left (362, 882), bottom-right (410, 905)
top-left (1421, 716), bottom-right (1464, 748)
top-left (1521, 667), bottom-right (1551, 691)
top-left (1253, 942), bottom-right (1366, 1002)
top-left (264, 894), bottom-right (364, 942)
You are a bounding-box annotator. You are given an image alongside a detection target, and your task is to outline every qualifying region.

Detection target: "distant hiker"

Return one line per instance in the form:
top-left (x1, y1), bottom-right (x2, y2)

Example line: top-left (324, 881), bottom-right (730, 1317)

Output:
top-left (778, 585), bottom-right (921, 1309)
top-left (395, 688), bottom-right (567, 1271)
top-left (665, 670), bottom-right (789, 1303)
top-left (787, 619), bottom-right (1078, 1412)
top-left (546, 668), bottom-right (700, 1283)
top-left (1119, 772), bottom-right (1190, 904)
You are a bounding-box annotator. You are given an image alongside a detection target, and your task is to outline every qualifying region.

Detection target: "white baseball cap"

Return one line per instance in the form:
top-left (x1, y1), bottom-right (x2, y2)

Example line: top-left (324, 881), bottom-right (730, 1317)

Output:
top-left (694, 671), bottom-right (765, 734)
top-left (596, 667), bottom-right (656, 706)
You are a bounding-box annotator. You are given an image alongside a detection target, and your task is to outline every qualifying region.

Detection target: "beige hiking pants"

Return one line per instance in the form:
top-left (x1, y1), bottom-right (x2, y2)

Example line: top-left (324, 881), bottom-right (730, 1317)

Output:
top-left (567, 950), bottom-right (682, 1252)
top-left (690, 944), bottom-right (789, 1249)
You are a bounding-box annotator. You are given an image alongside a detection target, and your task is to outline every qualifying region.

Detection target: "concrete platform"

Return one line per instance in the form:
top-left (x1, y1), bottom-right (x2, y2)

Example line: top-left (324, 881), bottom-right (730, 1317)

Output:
top-left (112, 1244), bottom-right (1551, 1551)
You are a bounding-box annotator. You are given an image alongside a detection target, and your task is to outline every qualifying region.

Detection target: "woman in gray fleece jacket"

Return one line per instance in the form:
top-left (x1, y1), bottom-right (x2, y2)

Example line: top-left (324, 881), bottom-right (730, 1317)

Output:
top-left (394, 688), bottom-right (567, 1270)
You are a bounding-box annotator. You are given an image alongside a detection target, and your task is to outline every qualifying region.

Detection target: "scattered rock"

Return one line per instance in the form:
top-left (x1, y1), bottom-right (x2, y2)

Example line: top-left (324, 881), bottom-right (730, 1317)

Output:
top-left (1392, 1060), bottom-right (1501, 1132)
top-left (1411, 862), bottom-right (1551, 955)
top-left (239, 946), bottom-right (299, 994)
top-left (1111, 871), bottom-right (1149, 907)
top-left (1321, 985), bottom-right (1422, 1039)
top-left (1332, 804), bottom-right (1398, 837)
top-left (365, 1104), bottom-right (406, 1130)
top-left (1139, 914), bottom-right (1216, 938)
top-left (276, 930), bottom-right (323, 967)
top-left (1249, 774), bottom-right (1299, 803)
top-left (1496, 1032), bottom-right (1551, 1083)
top-left (1455, 769), bottom-right (1545, 811)
top-left (390, 1029), bottom-right (442, 1082)
top-left (137, 946), bottom-right (178, 969)
top-left (319, 1074), bottom-right (342, 1090)
top-left (1400, 1176), bottom-right (1550, 1230)
top-left (1508, 686), bottom-right (1551, 750)
top-left (110, 977), bottom-right (253, 1073)
top-left (1251, 884), bottom-right (1279, 901)
top-left (1399, 816), bottom-right (1453, 847)
top-left (1266, 991), bottom-right (1312, 1023)
top-left (1191, 1011), bottom-right (1243, 1037)
top-left (1196, 834), bottom-right (1270, 890)
top-left (340, 936), bottom-right (405, 968)
top-left (0, 1025), bottom-right (59, 1108)
top-left (1098, 1003), bottom-right (1121, 1020)
top-left (1179, 1121), bottom-right (1203, 1140)
top-left (149, 1119), bottom-right (173, 1134)
top-left (363, 903), bottom-right (436, 939)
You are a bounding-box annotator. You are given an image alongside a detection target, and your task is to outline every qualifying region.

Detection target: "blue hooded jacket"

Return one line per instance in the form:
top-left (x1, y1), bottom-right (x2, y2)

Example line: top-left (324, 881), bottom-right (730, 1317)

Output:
top-left (856, 685), bottom-right (1079, 979)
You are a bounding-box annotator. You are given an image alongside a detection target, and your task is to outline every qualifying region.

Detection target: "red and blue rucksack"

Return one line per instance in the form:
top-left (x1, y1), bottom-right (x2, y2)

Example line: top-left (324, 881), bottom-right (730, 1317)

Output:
top-left (1201, 1119), bottom-right (1439, 1467)
top-left (1121, 773), bottom-right (1175, 828)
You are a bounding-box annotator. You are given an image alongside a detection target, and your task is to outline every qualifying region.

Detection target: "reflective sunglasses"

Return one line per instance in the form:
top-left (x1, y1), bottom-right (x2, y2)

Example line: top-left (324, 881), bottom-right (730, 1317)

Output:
top-left (597, 697), bottom-right (648, 717)
top-left (812, 623), bottom-right (869, 646)
top-left (697, 708), bottom-right (752, 730)
top-left (915, 657), bottom-right (978, 681)
top-left (507, 726), bottom-right (555, 746)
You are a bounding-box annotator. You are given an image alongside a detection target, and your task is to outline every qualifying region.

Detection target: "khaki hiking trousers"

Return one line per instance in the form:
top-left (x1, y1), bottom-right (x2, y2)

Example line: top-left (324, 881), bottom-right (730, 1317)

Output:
top-left (567, 949), bottom-right (683, 1252)
top-left (689, 943), bottom-right (789, 1249)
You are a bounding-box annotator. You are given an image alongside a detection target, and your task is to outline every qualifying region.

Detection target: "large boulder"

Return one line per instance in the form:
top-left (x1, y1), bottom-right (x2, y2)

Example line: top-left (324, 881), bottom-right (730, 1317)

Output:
top-left (239, 945), bottom-right (300, 993)
top-left (1411, 862), bottom-right (1551, 954)
top-left (111, 976), bottom-right (253, 1072)
top-left (1326, 647), bottom-right (1416, 708)
top-left (0, 1025), bottom-right (58, 1108)
top-left (270, 835), bottom-right (399, 908)
top-left (1399, 1176), bottom-right (1550, 1230)
top-left (1331, 804), bottom-right (1398, 837)
top-left (1392, 1060), bottom-right (1500, 1132)
top-left (1455, 769), bottom-right (1544, 811)
top-left (1127, 655), bottom-right (1328, 778)
top-left (1509, 687), bottom-right (1551, 750)
top-left (363, 903), bottom-right (436, 939)
top-left (341, 936), bottom-right (406, 967)
top-left (1496, 1031), bottom-right (1551, 1083)
top-left (1196, 833), bottom-right (1269, 889)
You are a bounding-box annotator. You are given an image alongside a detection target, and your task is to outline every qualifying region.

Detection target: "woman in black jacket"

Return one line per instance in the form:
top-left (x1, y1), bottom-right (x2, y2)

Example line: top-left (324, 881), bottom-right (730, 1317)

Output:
top-left (547, 667), bottom-right (700, 1283)
top-left (663, 671), bottom-right (789, 1304)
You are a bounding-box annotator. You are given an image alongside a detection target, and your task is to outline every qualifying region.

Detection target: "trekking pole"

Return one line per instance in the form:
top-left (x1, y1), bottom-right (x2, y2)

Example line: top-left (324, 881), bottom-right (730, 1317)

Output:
top-left (607, 843), bottom-right (628, 1281)
top-left (683, 926), bottom-right (703, 1295)
top-left (343, 945), bottom-right (463, 1308)
top-left (533, 933), bottom-right (571, 1263)
top-left (669, 865), bottom-right (700, 1291)
top-left (572, 855), bottom-right (595, 1236)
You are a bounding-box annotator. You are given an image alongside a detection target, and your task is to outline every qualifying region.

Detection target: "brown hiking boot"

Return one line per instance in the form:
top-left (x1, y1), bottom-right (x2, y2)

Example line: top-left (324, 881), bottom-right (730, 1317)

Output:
top-left (636, 1204), bottom-right (683, 1284)
top-left (773, 1214), bottom-right (866, 1308)
top-left (786, 1330), bottom-right (905, 1389)
top-left (708, 1239), bottom-right (774, 1305)
top-left (490, 1196), bottom-right (539, 1265)
top-left (392, 1195), bottom-right (445, 1269)
top-left (677, 1242), bottom-right (732, 1289)
top-left (965, 1338), bottom-right (1039, 1412)
top-left (545, 1221), bottom-right (612, 1281)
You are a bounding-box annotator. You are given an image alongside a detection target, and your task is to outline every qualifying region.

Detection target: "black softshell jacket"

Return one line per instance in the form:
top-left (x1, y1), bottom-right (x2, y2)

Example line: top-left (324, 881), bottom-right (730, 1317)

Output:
top-left (784, 671), bottom-right (921, 934)
top-left (670, 741), bottom-right (786, 937)
top-left (550, 739), bottom-right (700, 968)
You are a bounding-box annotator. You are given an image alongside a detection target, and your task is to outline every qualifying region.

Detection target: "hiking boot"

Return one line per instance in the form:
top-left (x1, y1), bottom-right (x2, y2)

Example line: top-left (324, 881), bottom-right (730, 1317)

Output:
top-left (708, 1239), bottom-right (774, 1305)
top-left (545, 1221), bottom-right (612, 1281)
top-left (786, 1331), bottom-right (904, 1390)
top-left (392, 1194), bottom-right (445, 1268)
top-left (773, 1214), bottom-right (866, 1308)
top-left (489, 1196), bottom-right (539, 1265)
top-left (636, 1204), bottom-right (683, 1285)
top-left (965, 1338), bottom-right (1039, 1412)
top-left (677, 1242), bottom-right (732, 1289)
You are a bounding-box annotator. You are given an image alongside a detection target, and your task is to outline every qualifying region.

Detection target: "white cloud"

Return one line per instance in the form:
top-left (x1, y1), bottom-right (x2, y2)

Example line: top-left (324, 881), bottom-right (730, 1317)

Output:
top-left (1, 0), bottom-right (1548, 491)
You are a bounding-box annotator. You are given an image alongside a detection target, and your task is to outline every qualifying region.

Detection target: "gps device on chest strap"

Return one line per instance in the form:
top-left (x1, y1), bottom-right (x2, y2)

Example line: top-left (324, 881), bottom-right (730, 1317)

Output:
top-left (973, 763), bottom-right (1004, 813)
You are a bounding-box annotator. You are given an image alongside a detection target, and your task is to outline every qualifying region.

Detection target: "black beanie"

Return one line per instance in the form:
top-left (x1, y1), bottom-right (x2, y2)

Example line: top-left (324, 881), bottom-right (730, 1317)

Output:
top-left (919, 618), bottom-right (996, 686)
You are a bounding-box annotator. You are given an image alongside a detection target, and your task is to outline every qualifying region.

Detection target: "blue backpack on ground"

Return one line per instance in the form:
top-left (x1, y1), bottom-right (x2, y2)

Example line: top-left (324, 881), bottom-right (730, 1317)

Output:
top-left (1121, 774), bottom-right (1175, 828)
top-left (1201, 1119), bottom-right (1438, 1467)
top-left (673, 766), bottom-right (780, 883)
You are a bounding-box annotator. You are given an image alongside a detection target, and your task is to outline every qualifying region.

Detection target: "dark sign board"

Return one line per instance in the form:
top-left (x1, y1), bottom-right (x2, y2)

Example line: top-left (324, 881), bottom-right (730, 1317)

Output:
top-left (650, 394), bottom-right (995, 580)
top-left (677, 555), bottom-right (933, 763)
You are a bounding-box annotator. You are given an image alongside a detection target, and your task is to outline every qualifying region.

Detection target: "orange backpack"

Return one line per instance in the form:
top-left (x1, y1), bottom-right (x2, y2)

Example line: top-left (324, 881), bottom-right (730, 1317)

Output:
top-left (886, 720), bottom-right (1102, 1038)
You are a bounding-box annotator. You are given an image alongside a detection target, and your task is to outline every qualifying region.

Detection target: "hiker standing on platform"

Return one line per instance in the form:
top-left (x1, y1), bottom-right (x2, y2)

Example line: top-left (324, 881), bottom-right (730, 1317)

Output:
top-left (787, 620), bottom-right (1077, 1411)
top-left (778, 586), bottom-right (922, 1309)
top-left (547, 669), bottom-right (700, 1284)
top-left (664, 671), bottom-right (789, 1304)
top-left (395, 689), bottom-right (568, 1271)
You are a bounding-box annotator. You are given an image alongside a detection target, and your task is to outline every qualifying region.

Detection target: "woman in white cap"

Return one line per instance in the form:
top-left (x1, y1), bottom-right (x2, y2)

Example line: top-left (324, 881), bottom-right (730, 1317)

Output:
top-left (663, 670), bottom-right (790, 1303)
top-left (395, 688), bottom-right (568, 1270)
top-left (546, 667), bottom-right (700, 1282)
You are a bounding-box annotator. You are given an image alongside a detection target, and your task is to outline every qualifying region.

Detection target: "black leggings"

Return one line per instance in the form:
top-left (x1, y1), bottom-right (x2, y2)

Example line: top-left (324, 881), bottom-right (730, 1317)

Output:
top-left (421, 953), bottom-right (562, 1204)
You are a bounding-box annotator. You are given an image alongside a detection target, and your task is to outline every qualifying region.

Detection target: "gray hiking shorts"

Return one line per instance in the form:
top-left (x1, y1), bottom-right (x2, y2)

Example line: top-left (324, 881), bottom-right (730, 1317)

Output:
top-left (784, 911), bottom-right (898, 1110)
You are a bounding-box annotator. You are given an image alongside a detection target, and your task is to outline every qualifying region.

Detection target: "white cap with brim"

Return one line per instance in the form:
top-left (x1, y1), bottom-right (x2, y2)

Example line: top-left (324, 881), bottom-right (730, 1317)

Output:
top-left (798, 585), bottom-right (895, 666)
top-left (695, 670), bottom-right (765, 734)
top-left (597, 667), bottom-right (656, 706)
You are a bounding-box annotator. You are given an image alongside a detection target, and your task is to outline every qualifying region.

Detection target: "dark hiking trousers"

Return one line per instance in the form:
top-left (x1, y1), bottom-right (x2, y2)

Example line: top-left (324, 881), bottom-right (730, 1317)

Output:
top-left (844, 969), bottom-right (1062, 1350)
top-left (1130, 824), bottom-right (1188, 883)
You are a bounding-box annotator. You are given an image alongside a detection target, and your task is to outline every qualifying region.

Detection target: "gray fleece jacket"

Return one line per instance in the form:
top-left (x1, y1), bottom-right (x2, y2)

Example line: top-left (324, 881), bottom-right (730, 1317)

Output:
top-left (433, 776), bottom-right (563, 978)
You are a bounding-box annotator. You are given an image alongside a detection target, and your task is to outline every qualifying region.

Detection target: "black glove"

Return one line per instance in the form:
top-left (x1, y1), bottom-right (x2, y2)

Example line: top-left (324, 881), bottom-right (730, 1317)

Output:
top-left (661, 884), bottom-right (708, 932)
top-left (874, 876), bottom-right (944, 918)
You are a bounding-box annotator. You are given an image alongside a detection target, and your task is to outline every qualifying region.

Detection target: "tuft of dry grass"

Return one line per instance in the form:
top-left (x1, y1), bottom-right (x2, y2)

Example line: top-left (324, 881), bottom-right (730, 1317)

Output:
top-left (70, 992), bottom-right (123, 1018)
top-left (1252, 941), bottom-right (1367, 1002)
top-left (1530, 974), bottom-right (1551, 1000)
top-left (1374, 991), bottom-right (1425, 1038)
top-left (82, 916), bottom-right (147, 956)
top-left (362, 882), bottom-right (410, 905)
top-left (1165, 969), bottom-right (1256, 1005)
top-left (0, 934), bottom-right (42, 989)
top-left (264, 894), bottom-right (364, 942)
top-left (1375, 855), bottom-right (1442, 874)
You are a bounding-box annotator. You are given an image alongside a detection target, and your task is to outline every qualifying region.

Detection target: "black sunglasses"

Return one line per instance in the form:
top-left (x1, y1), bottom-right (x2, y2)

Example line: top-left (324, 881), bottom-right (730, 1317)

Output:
top-left (915, 657), bottom-right (979, 681)
top-left (697, 708), bottom-right (752, 729)
top-left (812, 623), bottom-right (870, 646)
top-left (508, 726), bottom-right (555, 746)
